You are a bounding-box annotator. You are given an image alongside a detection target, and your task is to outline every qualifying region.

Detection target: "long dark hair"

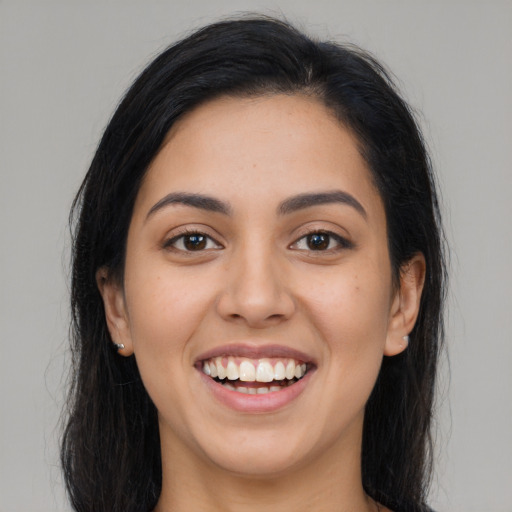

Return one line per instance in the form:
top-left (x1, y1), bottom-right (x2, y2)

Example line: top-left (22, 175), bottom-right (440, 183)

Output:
top-left (62, 15), bottom-right (446, 512)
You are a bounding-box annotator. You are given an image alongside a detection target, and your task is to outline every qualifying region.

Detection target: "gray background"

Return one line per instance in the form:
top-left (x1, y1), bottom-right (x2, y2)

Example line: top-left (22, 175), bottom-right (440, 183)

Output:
top-left (1, 1), bottom-right (511, 511)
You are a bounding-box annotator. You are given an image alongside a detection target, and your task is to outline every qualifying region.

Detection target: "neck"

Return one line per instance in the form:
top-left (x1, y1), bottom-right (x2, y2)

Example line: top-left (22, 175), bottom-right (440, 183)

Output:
top-left (154, 420), bottom-right (379, 512)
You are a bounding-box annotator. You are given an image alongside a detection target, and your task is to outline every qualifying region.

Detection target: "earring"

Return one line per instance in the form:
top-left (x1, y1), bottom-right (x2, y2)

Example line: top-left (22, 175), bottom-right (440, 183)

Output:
top-left (402, 335), bottom-right (410, 346)
top-left (113, 342), bottom-right (125, 351)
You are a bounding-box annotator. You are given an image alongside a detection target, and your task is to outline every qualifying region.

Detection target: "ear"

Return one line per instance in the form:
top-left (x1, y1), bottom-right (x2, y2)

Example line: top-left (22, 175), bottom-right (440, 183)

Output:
top-left (96, 267), bottom-right (134, 356)
top-left (384, 253), bottom-right (426, 356)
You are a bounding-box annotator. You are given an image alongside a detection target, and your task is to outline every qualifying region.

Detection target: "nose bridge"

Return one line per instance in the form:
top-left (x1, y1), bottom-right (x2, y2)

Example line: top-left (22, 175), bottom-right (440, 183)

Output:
top-left (216, 236), bottom-right (295, 326)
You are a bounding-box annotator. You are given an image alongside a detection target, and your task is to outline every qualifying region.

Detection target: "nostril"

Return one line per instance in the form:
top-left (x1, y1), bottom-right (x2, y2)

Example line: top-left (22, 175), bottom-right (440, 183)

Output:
top-left (227, 311), bottom-right (287, 326)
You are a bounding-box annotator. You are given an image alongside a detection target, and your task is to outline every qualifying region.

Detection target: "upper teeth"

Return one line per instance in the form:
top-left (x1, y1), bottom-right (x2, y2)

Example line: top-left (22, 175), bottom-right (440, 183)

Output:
top-left (202, 356), bottom-right (307, 382)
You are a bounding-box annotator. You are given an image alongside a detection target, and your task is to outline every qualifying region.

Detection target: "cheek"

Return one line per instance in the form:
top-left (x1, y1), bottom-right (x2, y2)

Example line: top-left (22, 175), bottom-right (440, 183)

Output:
top-left (122, 266), bottom-right (219, 440)
top-left (123, 265), bottom-right (214, 365)
top-left (301, 263), bottom-right (392, 347)
top-left (300, 261), bottom-right (392, 405)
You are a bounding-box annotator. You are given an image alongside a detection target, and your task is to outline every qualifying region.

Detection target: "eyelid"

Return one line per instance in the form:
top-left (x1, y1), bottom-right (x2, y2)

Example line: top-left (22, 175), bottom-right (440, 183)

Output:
top-left (289, 228), bottom-right (354, 252)
top-left (162, 226), bottom-right (224, 252)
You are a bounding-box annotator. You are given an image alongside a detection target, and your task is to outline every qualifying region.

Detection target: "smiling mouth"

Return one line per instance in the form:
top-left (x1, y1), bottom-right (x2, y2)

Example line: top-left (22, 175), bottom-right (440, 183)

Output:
top-left (200, 356), bottom-right (309, 394)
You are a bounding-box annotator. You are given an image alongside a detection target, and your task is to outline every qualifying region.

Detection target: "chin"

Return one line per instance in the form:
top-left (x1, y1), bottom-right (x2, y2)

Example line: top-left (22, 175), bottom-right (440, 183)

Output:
top-left (202, 440), bottom-right (308, 478)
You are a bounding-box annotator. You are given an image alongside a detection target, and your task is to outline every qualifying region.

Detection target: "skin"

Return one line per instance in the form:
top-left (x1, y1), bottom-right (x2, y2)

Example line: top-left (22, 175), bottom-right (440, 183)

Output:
top-left (98, 94), bottom-right (425, 512)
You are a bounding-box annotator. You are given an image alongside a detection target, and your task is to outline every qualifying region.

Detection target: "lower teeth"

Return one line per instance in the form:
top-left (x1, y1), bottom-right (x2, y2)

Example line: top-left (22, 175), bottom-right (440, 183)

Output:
top-left (219, 379), bottom-right (297, 394)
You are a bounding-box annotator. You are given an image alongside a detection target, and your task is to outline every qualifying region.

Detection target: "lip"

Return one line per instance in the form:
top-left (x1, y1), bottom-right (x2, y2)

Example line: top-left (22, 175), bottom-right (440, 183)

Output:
top-left (194, 343), bottom-right (316, 365)
top-left (195, 343), bottom-right (317, 413)
top-left (198, 365), bottom-right (315, 413)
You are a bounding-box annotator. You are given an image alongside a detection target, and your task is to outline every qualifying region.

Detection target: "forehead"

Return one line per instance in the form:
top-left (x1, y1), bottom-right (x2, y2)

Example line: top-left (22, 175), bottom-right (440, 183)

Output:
top-left (135, 94), bottom-right (383, 221)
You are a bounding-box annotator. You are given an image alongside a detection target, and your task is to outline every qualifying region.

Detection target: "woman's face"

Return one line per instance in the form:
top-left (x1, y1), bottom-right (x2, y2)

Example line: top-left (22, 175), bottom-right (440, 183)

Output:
top-left (100, 94), bottom-right (421, 477)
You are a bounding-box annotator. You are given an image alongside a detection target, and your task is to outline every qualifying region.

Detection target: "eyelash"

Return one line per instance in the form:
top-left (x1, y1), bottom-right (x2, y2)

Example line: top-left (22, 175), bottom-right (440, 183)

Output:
top-left (291, 230), bottom-right (353, 253)
top-left (163, 229), bottom-right (352, 254)
top-left (162, 229), bottom-right (223, 253)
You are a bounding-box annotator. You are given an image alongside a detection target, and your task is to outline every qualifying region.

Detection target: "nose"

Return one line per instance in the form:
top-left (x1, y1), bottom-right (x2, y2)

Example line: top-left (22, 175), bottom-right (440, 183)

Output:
top-left (216, 244), bottom-right (296, 328)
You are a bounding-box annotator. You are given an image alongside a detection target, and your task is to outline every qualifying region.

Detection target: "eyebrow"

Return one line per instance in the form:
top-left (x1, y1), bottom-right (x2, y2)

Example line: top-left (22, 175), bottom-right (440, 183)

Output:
top-left (146, 192), bottom-right (232, 220)
top-left (277, 191), bottom-right (367, 219)
top-left (146, 189), bottom-right (367, 221)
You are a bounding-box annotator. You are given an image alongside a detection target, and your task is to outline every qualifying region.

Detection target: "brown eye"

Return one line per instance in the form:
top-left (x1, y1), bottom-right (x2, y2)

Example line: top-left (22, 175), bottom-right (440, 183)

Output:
top-left (291, 231), bottom-right (353, 253)
top-left (306, 233), bottom-right (330, 250)
top-left (164, 232), bottom-right (222, 252)
top-left (183, 234), bottom-right (207, 250)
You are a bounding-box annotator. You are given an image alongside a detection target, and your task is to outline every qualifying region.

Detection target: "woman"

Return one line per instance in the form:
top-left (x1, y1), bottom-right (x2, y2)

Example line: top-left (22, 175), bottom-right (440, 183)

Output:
top-left (62, 16), bottom-right (446, 512)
